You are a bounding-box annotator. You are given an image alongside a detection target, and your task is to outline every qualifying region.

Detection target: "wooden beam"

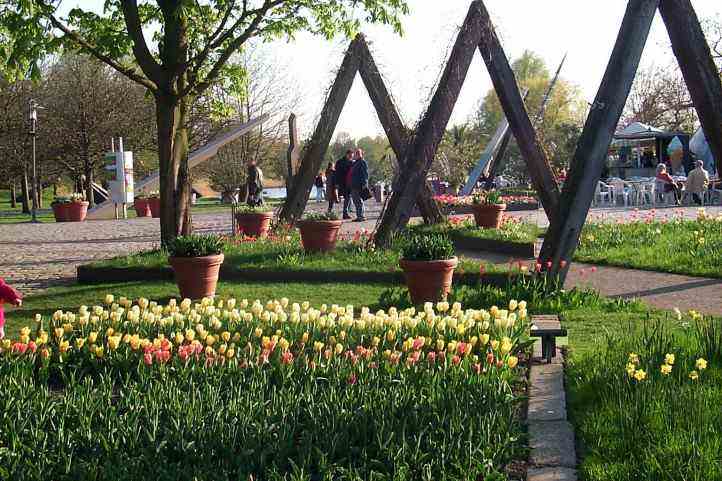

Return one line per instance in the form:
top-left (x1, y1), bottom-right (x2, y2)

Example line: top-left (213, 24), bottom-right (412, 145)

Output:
top-left (659, 0), bottom-right (722, 176)
top-left (374, 1), bottom-right (486, 246)
top-left (279, 38), bottom-right (361, 223)
top-left (539, 0), bottom-right (660, 282)
top-left (475, 2), bottom-right (560, 224)
top-left (355, 35), bottom-right (444, 224)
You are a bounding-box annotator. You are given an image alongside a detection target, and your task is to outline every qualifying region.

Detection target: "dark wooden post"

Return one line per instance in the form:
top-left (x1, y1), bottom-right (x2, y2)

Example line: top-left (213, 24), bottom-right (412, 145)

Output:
top-left (279, 39), bottom-right (361, 223)
top-left (659, 0), bottom-right (722, 176)
top-left (539, 0), bottom-right (660, 282)
top-left (374, 2), bottom-right (487, 246)
top-left (286, 113), bottom-right (300, 192)
top-left (355, 35), bottom-right (444, 224)
top-left (475, 2), bottom-right (560, 224)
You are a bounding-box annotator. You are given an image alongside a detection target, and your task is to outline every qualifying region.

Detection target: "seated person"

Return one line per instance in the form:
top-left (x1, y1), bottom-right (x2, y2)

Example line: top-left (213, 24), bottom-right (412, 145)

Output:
top-left (686, 159), bottom-right (710, 205)
top-left (655, 163), bottom-right (682, 205)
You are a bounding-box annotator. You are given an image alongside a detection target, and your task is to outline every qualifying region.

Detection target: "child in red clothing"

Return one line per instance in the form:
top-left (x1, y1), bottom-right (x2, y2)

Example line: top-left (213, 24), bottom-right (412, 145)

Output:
top-left (0, 278), bottom-right (23, 339)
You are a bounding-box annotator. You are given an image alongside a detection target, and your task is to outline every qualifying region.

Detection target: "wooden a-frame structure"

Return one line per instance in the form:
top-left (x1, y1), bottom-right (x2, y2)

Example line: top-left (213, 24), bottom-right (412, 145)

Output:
top-left (371, 0), bottom-right (722, 283)
top-left (278, 34), bottom-right (444, 225)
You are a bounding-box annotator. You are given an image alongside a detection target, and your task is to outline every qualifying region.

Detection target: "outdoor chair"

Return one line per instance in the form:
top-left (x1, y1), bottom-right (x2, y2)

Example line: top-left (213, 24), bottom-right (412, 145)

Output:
top-left (610, 179), bottom-right (634, 207)
top-left (594, 181), bottom-right (612, 206)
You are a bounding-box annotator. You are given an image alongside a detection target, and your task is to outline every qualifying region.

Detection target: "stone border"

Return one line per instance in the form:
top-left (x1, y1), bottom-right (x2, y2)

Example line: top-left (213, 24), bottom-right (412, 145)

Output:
top-left (526, 344), bottom-right (577, 480)
top-left (450, 235), bottom-right (541, 258)
top-left (76, 264), bottom-right (517, 287)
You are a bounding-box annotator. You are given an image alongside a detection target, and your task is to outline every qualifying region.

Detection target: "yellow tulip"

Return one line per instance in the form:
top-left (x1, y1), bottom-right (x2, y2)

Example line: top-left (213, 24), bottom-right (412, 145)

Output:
top-left (335, 343), bottom-right (344, 355)
top-left (88, 332), bottom-right (98, 344)
top-left (94, 346), bottom-right (105, 358)
top-left (507, 356), bottom-right (519, 369)
top-left (221, 331), bottom-right (231, 342)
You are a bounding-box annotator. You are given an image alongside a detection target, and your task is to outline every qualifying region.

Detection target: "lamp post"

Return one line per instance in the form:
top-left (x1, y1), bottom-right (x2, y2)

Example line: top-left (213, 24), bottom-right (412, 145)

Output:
top-left (29, 99), bottom-right (41, 223)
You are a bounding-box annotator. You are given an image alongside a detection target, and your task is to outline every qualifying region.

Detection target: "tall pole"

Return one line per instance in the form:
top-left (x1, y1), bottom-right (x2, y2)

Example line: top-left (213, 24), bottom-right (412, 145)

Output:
top-left (30, 100), bottom-right (38, 223)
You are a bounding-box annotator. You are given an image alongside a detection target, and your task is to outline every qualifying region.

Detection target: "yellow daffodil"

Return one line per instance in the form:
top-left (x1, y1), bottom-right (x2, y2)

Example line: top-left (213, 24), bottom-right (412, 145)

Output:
top-left (633, 369), bottom-right (646, 381)
top-left (665, 353), bottom-right (675, 366)
top-left (689, 370), bottom-right (699, 381)
top-left (695, 358), bottom-right (708, 371)
top-left (628, 353), bottom-right (639, 365)
top-left (660, 364), bottom-right (672, 376)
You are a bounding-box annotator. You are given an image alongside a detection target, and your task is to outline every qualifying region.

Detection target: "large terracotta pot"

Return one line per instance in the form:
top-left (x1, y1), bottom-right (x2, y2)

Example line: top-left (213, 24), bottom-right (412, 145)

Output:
top-left (472, 203), bottom-right (507, 229)
top-left (399, 257), bottom-right (458, 304)
top-left (236, 212), bottom-right (273, 238)
top-left (66, 201), bottom-right (89, 222)
top-left (51, 203), bottom-right (69, 222)
top-left (148, 197), bottom-right (161, 218)
top-left (168, 254), bottom-right (224, 300)
top-left (297, 220), bottom-right (343, 252)
top-left (134, 198), bottom-right (151, 217)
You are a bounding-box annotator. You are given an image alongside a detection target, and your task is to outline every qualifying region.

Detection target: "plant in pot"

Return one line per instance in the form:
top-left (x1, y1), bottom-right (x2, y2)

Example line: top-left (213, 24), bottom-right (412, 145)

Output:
top-left (167, 234), bottom-right (225, 300)
top-left (146, 192), bottom-right (161, 218)
top-left (297, 212), bottom-right (342, 253)
top-left (133, 192), bottom-right (151, 217)
top-left (471, 190), bottom-right (507, 229)
top-left (235, 205), bottom-right (274, 239)
top-left (52, 193), bottom-right (89, 222)
top-left (399, 233), bottom-right (458, 304)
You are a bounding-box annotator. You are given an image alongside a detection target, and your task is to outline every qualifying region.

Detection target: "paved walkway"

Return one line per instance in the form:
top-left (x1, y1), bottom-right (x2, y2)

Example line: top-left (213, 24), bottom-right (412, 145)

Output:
top-left (0, 204), bottom-right (720, 316)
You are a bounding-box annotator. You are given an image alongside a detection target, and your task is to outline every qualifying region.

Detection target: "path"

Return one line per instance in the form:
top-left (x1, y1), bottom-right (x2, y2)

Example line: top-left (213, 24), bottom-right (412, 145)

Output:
top-left (0, 204), bottom-right (720, 316)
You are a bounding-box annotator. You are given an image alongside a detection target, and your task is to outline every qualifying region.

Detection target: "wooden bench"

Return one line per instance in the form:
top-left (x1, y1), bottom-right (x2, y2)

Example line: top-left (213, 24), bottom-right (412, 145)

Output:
top-left (530, 315), bottom-right (567, 363)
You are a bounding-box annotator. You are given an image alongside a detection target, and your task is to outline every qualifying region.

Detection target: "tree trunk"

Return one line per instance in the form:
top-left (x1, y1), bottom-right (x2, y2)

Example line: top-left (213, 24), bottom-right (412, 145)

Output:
top-left (21, 166), bottom-right (30, 214)
top-left (155, 93), bottom-right (192, 246)
top-left (84, 165), bottom-right (94, 207)
top-left (10, 182), bottom-right (17, 209)
top-left (35, 168), bottom-right (42, 209)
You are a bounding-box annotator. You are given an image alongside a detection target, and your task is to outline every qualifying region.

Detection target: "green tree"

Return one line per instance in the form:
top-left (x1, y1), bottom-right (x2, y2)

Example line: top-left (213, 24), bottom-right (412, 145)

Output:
top-left (1, 0), bottom-right (408, 243)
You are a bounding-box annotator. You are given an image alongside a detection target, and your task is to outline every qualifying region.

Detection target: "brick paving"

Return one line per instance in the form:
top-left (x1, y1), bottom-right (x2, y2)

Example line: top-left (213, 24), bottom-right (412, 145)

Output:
top-left (0, 204), bottom-right (720, 316)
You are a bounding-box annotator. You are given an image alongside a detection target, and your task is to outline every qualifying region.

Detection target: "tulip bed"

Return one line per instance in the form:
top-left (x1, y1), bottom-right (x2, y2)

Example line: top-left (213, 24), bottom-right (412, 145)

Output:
top-left (1, 295), bottom-right (530, 481)
top-left (411, 216), bottom-right (541, 244)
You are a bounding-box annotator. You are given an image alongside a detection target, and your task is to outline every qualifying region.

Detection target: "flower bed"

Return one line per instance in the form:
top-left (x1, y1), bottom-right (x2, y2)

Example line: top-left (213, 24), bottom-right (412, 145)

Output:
top-left (576, 208), bottom-right (722, 278)
top-left (1, 295), bottom-right (529, 479)
top-left (411, 216), bottom-right (542, 258)
top-left (78, 229), bottom-right (515, 286)
top-left (434, 194), bottom-right (539, 213)
top-left (568, 311), bottom-right (722, 480)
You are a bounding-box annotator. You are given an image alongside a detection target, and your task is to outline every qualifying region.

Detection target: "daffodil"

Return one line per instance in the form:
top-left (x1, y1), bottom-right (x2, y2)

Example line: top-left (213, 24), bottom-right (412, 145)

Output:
top-left (695, 358), bottom-right (708, 371)
top-left (660, 364), bottom-right (672, 376)
top-left (633, 369), bottom-right (646, 381)
top-left (689, 370), bottom-right (699, 381)
top-left (665, 353), bottom-right (675, 365)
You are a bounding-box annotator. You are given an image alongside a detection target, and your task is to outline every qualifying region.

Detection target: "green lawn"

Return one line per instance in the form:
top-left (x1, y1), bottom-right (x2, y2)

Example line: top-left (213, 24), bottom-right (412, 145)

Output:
top-left (576, 215), bottom-right (722, 279)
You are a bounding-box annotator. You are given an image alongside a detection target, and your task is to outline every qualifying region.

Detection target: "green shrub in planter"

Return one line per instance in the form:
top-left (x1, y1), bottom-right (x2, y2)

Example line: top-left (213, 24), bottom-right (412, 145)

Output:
top-left (400, 233), bottom-right (455, 261)
top-left (304, 212), bottom-right (339, 221)
top-left (167, 234), bottom-right (224, 258)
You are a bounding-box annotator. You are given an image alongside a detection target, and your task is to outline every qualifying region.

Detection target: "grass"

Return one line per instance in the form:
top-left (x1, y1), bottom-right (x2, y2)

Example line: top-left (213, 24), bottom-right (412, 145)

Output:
top-left (576, 211), bottom-right (722, 279)
top-left (411, 216), bottom-right (542, 244)
top-left (566, 312), bottom-right (722, 481)
top-left (87, 232), bottom-right (504, 277)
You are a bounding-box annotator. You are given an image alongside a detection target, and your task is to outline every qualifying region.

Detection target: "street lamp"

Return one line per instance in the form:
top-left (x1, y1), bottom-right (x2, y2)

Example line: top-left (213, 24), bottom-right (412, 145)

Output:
top-left (28, 99), bottom-right (43, 223)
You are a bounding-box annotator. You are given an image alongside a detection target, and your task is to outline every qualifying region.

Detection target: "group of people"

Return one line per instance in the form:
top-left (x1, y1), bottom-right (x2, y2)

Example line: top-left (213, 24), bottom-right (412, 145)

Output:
top-left (318, 148), bottom-right (370, 221)
top-left (655, 160), bottom-right (710, 206)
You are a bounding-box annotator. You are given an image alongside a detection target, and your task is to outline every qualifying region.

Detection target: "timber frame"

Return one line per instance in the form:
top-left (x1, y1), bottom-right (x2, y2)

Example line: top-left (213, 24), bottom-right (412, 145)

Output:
top-left (278, 34), bottom-right (443, 224)
top-left (371, 0), bottom-right (722, 286)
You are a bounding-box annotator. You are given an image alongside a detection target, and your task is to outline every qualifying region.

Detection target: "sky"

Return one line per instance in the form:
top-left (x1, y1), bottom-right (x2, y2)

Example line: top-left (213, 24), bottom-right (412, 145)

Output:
top-left (61, 0), bottom-right (721, 139)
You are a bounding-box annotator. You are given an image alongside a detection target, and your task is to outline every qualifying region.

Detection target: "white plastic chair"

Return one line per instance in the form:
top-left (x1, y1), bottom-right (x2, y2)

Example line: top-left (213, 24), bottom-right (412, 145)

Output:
top-left (594, 181), bottom-right (612, 206)
top-left (609, 179), bottom-right (633, 207)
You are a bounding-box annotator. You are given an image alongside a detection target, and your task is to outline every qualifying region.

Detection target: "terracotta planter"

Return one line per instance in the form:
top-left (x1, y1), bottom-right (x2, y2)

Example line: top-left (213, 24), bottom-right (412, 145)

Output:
top-left (66, 201), bottom-right (89, 222)
top-left (147, 197), bottom-right (161, 218)
top-left (235, 212), bottom-right (273, 238)
top-left (168, 254), bottom-right (224, 300)
top-left (297, 220), bottom-right (343, 252)
top-left (51, 203), bottom-right (70, 222)
top-left (134, 198), bottom-right (151, 217)
top-left (400, 257), bottom-right (458, 304)
top-left (472, 203), bottom-right (507, 229)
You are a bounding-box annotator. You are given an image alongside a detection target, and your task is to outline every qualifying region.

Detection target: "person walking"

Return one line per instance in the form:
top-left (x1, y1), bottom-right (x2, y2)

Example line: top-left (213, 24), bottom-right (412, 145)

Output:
top-left (246, 159), bottom-right (264, 207)
top-left (325, 162), bottom-right (338, 214)
top-left (350, 148), bottom-right (369, 222)
top-left (314, 172), bottom-right (325, 203)
top-left (334, 150), bottom-right (354, 219)
top-left (686, 159), bottom-right (710, 205)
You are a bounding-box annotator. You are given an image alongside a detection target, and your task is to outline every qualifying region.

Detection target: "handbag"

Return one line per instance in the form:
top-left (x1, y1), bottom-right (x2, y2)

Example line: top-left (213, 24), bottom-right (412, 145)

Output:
top-left (360, 185), bottom-right (373, 201)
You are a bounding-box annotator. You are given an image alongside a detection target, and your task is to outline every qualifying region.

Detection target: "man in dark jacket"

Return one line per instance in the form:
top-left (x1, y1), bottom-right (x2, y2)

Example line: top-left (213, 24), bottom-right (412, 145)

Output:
top-left (333, 149), bottom-right (354, 219)
top-left (350, 148), bottom-right (369, 222)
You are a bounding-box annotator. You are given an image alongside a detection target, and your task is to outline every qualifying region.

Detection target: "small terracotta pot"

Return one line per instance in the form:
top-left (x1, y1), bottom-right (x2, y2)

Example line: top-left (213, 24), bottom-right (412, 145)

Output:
top-left (134, 198), bottom-right (151, 217)
top-left (51, 203), bottom-right (69, 222)
top-left (168, 254), bottom-right (224, 300)
top-left (472, 203), bottom-right (507, 229)
top-left (66, 201), bottom-right (89, 222)
top-left (235, 212), bottom-right (273, 238)
top-left (148, 197), bottom-right (161, 218)
top-left (400, 257), bottom-right (458, 304)
top-left (297, 220), bottom-right (343, 252)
